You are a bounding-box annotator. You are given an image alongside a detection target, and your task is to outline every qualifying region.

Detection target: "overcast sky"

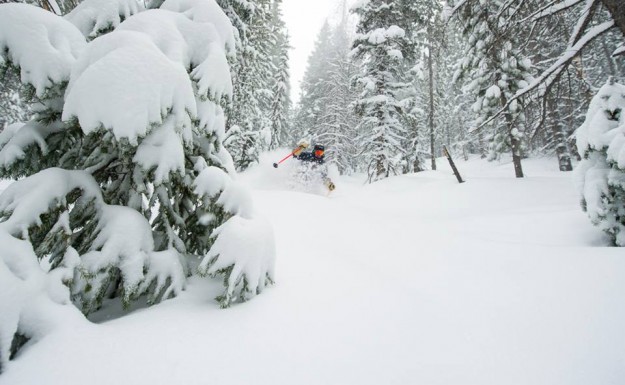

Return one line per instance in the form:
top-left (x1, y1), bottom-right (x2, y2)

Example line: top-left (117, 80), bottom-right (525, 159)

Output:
top-left (282, 0), bottom-right (354, 104)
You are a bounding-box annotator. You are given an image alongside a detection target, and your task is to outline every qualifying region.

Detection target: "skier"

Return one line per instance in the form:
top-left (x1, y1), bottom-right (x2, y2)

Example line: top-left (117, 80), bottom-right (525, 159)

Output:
top-left (293, 141), bottom-right (325, 164)
top-left (292, 140), bottom-right (335, 191)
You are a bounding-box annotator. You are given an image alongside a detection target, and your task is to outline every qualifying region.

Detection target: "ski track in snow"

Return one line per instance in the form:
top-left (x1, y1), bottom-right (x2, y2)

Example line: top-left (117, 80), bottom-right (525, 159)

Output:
top-left (1, 154), bottom-right (625, 385)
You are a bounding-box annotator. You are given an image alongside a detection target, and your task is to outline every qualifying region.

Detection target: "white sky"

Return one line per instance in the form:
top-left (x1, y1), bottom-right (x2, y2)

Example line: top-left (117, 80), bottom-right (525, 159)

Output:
top-left (282, 0), bottom-right (353, 105)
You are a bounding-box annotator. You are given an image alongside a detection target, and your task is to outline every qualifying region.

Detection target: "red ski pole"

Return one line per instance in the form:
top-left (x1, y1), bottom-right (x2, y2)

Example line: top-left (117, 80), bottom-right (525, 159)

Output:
top-left (273, 147), bottom-right (300, 168)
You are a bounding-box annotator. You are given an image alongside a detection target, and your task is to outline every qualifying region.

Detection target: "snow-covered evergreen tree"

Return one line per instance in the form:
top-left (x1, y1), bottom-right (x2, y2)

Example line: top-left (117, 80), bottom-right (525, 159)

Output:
top-left (395, 0), bottom-right (442, 173)
top-left (323, 4), bottom-right (360, 175)
top-left (351, 0), bottom-right (414, 182)
top-left (222, 0), bottom-right (279, 170)
top-left (434, 17), bottom-right (475, 161)
top-left (453, 0), bottom-right (534, 178)
top-left (293, 4), bottom-right (360, 174)
top-left (448, 0), bottom-right (625, 172)
top-left (575, 77), bottom-right (625, 246)
top-left (0, 0), bottom-right (275, 365)
top-left (267, 0), bottom-right (290, 149)
top-left (293, 20), bottom-right (334, 141)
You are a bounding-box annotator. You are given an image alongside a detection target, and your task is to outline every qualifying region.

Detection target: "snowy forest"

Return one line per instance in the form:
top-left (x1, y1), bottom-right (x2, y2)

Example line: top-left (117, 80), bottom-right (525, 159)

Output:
top-left (1, 0), bottom-right (625, 383)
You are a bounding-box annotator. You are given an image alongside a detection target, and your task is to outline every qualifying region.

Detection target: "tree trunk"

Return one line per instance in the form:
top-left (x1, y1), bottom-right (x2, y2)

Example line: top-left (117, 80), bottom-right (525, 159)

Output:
top-left (547, 96), bottom-right (573, 171)
top-left (478, 130), bottom-right (487, 159)
top-left (443, 145), bottom-right (464, 183)
top-left (510, 135), bottom-right (524, 178)
top-left (504, 113), bottom-right (524, 178)
top-left (427, 33), bottom-right (436, 171)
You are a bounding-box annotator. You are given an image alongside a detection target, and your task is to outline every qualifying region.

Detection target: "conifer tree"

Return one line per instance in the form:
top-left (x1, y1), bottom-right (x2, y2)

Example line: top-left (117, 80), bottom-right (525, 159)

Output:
top-left (293, 20), bottom-right (334, 141)
top-left (395, 0), bottom-right (443, 173)
top-left (323, 29), bottom-right (360, 174)
top-left (576, 78), bottom-right (625, 246)
top-left (448, 0), bottom-right (625, 173)
top-left (292, 2), bottom-right (360, 174)
top-left (268, 0), bottom-right (291, 149)
top-left (351, 0), bottom-right (414, 182)
top-left (454, 0), bottom-right (533, 178)
top-left (0, 1), bottom-right (275, 362)
top-left (221, 0), bottom-right (287, 169)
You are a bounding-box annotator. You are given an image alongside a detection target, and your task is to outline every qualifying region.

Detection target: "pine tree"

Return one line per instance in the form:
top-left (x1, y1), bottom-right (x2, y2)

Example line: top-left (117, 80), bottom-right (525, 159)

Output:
top-left (454, 0), bottom-right (533, 178)
top-left (351, 0), bottom-right (414, 182)
top-left (395, 0), bottom-right (443, 173)
top-left (0, 0), bottom-right (275, 363)
top-left (221, 0), bottom-right (284, 170)
top-left (448, 0), bottom-right (625, 173)
top-left (436, 19), bottom-right (475, 161)
top-left (576, 78), bottom-right (625, 246)
top-left (268, 0), bottom-right (291, 149)
top-left (295, 3), bottom-right (361, 173)
top-left (323, 30), bottom-right (360, 174)
top-left (293, 20), bottom-right (334, 141)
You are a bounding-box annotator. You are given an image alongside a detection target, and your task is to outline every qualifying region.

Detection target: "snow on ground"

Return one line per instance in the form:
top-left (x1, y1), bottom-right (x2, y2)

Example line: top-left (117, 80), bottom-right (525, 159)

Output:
top-left (2, 154), bottom-right (625, 385)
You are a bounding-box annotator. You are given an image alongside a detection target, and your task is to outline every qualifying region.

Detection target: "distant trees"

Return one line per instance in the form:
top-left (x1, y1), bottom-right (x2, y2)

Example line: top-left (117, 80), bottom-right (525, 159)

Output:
top-left (453, 0), bottom-right (534, 178)
top-left (268, 0), bottom-right (291, 150)
top-left (350, 0), bottom-right (417, 182)
top-left (450, 0), bottom-right (625, 174)
top-left (292, 0), bottom-right (622, 183)
top-left (293, 6), bottom-right (360, 174)
top-left (219, 0), bottom-right (291, 170)
top-left (447, 0), bottom-right (625, 243)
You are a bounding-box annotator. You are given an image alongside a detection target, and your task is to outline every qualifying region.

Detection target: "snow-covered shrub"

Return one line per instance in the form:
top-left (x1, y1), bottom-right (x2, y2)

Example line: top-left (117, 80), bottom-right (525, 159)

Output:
top-left (0, 0), bottom-right (275, 368)
top-left (575, 77), bottom-right (625, 246)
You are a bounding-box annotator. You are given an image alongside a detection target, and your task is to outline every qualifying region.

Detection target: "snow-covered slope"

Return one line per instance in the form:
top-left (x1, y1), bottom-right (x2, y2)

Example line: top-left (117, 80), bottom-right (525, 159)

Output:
top-left (1, 155), bottom-right (624, 385)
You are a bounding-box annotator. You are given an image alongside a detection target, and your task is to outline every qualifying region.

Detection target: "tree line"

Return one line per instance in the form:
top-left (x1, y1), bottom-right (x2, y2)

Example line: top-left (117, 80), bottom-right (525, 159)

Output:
top-left (293, 0), bottom-right (625, 181)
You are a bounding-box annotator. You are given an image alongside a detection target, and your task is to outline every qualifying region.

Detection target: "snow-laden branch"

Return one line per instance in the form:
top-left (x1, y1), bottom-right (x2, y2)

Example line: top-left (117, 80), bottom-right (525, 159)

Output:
top-left (199, 214), bottom-right (275, 308)
top-left (64, 0), bottom-right (145, 39)
top-left (0, 3), bottom-right (86, 96)
top-left (0, 168), bottom-right (102, 236)
top-left (161, 0), bottom-right (236, 55)
top-left (522, 0), bottom-right (585, 23)
top-left (566, 0), bottom-right (598, 47)
top-left (63, 30), bottom-right (196, 144)
top-left (448, 0), bottom-right (470, 19)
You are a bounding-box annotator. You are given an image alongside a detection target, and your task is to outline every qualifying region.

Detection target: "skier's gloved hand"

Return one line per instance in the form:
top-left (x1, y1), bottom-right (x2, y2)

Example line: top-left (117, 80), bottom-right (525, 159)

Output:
top-left (293, 147), bottom-right (303, 156)
top-left (297, 139), bottom-right (309, 148)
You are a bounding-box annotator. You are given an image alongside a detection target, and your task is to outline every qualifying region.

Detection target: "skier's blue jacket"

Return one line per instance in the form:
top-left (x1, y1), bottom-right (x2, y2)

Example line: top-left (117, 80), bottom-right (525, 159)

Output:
top-left (294, 145), bottom-right (325, 165)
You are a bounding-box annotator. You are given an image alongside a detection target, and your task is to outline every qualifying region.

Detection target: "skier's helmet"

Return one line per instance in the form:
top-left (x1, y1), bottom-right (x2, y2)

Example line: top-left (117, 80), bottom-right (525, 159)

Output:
top-left (313, 144), bottom-right (325, 158)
